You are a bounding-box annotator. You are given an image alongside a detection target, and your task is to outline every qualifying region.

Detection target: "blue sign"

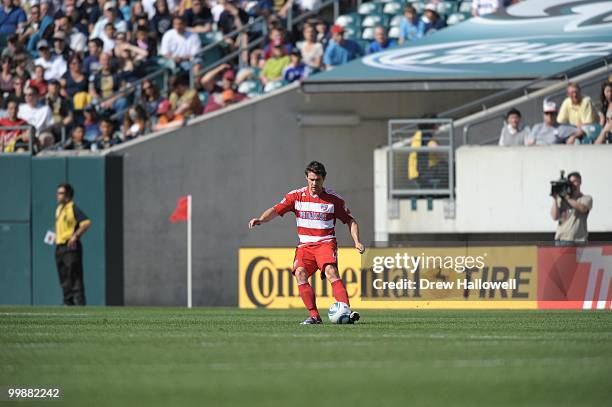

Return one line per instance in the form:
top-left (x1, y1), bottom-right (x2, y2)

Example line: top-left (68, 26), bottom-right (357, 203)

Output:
top-left (306, 0), bottom-right (612, 83)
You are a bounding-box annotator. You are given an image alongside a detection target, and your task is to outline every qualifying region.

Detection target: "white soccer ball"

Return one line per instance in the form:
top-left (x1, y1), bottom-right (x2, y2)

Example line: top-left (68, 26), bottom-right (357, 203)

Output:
top-left (328, 302), bottom-right (351, 324)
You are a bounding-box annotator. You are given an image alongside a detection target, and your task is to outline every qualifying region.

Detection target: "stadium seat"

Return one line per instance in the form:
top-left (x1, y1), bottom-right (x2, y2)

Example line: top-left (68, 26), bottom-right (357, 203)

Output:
top-left (358, 2), bottom-right (383, 15)
top-left (199, 30), bottom-right (223, 45)
top-left (458, 1), bottom-right (472, 13)
top-left (388, 25), bottom-right (401, 39)
top-left (362, 14), bottom-right (390, 28)
top-left (198, 31), bottom-right (226, 66)
top-left (581, 124), bottom-right (602, 144)
top-left (410, 1), bottom-right (425, 13)
top-left (335, 12), bottom-right (362, 27)
top-left (198, 91), bottom-right (209, 106)
top-left (361, 27), bottom-right (375, 40)
top-left (142, 56), bottom-right (166, 75)
top-left (437, 1), bottom-right (457, 15)
top-left (343, 25), bottom-right (360, 39)
top-left (389, 14), bottom-right (403, 27)
top-left (446, 12), bottom-right (467, 25)
top-left (238, 80), bottom-right (261, 95)
top-left (383, 1), bottom-right (403, 15)
top-left (356, 39), bottom-right (370, 52)
top-left (263, 80), bottom-right (287, 93)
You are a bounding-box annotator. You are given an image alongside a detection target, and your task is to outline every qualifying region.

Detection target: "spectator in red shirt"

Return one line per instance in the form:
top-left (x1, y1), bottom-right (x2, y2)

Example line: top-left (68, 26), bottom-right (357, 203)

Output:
top-left (203, 68), bottom-right (246, 113)
top-left (27, 65), bottom-right (48, 97)
top-left (0, 99), bottom-right (29, 152)
top-left (153, 99), bottom-right (184, 131)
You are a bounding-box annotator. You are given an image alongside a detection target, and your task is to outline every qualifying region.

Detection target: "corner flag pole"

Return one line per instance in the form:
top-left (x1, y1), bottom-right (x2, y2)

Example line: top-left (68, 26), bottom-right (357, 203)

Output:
top-left (187, 194), bottom-right (192, 309)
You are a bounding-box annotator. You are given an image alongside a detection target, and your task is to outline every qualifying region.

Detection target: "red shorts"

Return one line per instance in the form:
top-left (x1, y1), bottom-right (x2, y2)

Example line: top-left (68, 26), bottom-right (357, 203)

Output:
top-left (293, 240), bottom-right (338, 277)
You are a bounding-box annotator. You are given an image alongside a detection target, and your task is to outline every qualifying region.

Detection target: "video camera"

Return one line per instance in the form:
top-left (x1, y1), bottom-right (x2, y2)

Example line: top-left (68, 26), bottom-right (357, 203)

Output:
top-left (550, 170), bottom-right (573, 197)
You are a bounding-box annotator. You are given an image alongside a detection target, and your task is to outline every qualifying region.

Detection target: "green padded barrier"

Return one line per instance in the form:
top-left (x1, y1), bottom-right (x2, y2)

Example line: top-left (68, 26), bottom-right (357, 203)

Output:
top-left (67, 157), bottom-right (106, 305)
top-left (2, 155), bottom-right (121, 306)
top-left (31, 157), bottom-right (67, 305)
top-left (0, 155), bottom-right (31, 222)
top-left (0, 223), bottom-right (31, 304)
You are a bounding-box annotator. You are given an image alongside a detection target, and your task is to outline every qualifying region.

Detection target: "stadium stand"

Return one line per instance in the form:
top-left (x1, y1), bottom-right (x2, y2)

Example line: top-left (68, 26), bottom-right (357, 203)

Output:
top-left (2, 0), bottom-right (608, 155)
top-left (0, 0), bottom-right (480, 154)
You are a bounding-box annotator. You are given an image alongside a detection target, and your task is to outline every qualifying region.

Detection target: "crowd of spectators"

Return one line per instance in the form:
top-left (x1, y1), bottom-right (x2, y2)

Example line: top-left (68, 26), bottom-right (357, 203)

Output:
top-left (6, 0), bottom-right (603, 155)
top-left (498, 81), bottom-right (612, 146)
top-left (0, 0), bottom-right (496, 153)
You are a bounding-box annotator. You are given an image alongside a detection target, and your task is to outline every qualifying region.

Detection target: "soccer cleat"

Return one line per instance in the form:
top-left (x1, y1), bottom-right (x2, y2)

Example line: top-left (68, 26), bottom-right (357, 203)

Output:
top-left (301, 315), bottom-right (322, 325)
top-left (348, 311), bottom-right (360, 324)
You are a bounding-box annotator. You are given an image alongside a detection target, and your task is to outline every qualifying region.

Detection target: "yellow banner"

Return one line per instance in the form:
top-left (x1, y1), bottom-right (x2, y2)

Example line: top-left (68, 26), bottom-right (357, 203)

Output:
top-left (238, 247), bottom-right (538, 309)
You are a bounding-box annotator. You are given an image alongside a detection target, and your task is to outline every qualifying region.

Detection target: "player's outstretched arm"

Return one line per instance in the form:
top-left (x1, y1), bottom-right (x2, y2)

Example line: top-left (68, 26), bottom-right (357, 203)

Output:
top-left (349, 219), bottom-right (365, 254)
top-left (248, 207), bottom-right (279, 229)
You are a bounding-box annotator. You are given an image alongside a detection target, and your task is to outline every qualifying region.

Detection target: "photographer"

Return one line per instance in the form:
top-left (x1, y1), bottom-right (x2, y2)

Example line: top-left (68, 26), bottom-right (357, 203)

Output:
top-left (550, 172), bottom-right (592, 245)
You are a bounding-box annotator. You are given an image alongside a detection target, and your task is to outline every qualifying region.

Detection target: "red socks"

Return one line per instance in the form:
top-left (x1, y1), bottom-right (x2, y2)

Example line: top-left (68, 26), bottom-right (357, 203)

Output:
top-left (298, 283), bottom-right (319, 318)
top-left (331, 279), bottom-right (350, 307)
top-left (299, 280), bottom-right (350, 317)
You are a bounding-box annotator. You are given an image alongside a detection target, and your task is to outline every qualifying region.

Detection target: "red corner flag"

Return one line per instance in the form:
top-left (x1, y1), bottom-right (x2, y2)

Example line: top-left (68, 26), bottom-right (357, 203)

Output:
top-left (170, 196), bottom-right (189, 223)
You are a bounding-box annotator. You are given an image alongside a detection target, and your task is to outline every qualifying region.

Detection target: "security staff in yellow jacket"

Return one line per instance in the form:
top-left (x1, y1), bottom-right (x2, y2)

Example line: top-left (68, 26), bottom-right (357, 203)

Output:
top-left (55, 184), bottom-right (91, 305)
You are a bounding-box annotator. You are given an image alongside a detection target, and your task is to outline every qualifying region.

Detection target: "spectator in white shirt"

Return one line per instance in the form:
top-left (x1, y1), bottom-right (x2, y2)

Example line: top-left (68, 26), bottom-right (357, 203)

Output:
top-left (160, 15), bottom-right (202, 71)
top-left (498, 107), bottom-right (530, 146)
top-left (58, 9), bottom-right (87, 54)
top-left (18, 86), bottom-right (54, 148)
top-left (472, 0), bottom-right (501, 17)
top-left (100, 23), bottom-right (117, 54)
top-left (34, 40), bottom-right (67, 81)
top-left (90, 2), bottom-right (127, 40)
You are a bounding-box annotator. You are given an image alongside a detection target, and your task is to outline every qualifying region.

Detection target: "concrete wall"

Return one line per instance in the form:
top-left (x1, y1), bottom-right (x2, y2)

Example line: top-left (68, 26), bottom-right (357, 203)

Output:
top-left (376, 145), bottom-right (612, 237)
top-left (116, 84), bottom-right (495, 306)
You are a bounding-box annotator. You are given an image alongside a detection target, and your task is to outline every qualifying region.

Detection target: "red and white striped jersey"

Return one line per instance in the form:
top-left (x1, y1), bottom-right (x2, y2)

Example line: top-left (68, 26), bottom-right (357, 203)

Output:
top-left (274, 187), bottom-right (354, 246)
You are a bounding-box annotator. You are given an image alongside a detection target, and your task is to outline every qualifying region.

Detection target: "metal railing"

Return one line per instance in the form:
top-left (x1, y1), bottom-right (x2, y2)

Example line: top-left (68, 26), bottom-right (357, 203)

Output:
top-left (461, 63), bottom-right (612, 145)
top-left (439, 56), bottom-right (612, 121)
top-left (0, 125), bottom-right (36, 154)
top-left (462, 114), bottom-right (504, 145)
top-left (189, 0), bottom-right (341, 88)
top-left (97, 68), bottom-right (170, 112)
top-left (42, 0), bottom-right (344, 145)
top-left (387, 118), bottom-right (455, 200)
top-left (189, 20), bottom-right (268, 88)
top-left (193, 16), bottom-right (267, 66)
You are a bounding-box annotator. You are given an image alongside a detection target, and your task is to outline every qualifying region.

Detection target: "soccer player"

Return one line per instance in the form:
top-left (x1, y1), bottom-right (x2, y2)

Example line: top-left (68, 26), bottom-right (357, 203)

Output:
top-left (248, 161), bottom-right (365, 324)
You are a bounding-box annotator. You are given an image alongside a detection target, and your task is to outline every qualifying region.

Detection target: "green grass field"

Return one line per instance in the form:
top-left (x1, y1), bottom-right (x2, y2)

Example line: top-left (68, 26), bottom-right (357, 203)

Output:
top-left (1, 308), bottom-right (611, 407)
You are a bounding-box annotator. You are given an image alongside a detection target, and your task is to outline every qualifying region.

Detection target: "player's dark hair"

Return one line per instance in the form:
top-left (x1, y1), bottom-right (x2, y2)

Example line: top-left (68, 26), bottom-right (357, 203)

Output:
top-left (305, 161), bottom-right (327, 178)
top-left (567, 171), bottom-right (581, 181)
top-left (58, 183), bottom-right (74, 199)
